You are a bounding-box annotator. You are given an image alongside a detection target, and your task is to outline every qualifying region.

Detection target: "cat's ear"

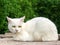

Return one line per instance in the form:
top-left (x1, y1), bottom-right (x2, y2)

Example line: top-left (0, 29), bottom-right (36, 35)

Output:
top-left (20, 16), bottom-right (25, 22)
top-left (7, 17), bottom-right (12, 22)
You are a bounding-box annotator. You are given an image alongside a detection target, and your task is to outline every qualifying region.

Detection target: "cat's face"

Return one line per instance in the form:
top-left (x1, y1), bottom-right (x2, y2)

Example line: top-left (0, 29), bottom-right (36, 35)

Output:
top-left (7, 16), bottom-right (25, 33)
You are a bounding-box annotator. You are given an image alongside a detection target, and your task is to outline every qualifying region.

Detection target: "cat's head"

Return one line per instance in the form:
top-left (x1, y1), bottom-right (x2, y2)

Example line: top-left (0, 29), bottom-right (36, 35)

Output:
top-left (7, 16), bottom-right (25, 33)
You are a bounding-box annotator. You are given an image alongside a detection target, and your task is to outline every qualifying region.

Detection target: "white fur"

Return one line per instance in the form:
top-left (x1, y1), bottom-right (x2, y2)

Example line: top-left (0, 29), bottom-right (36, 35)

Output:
top-left (7, 16), bottom-right (58, 41)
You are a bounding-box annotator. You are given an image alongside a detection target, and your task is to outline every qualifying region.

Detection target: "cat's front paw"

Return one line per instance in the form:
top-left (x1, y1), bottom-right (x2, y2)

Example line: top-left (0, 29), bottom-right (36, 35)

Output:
top-left (12, 37), bottom-right (21, 41)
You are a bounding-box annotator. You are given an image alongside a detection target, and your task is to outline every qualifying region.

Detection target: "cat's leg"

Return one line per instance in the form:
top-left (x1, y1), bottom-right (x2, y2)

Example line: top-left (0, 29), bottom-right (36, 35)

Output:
top-left (42, 33), bottom-right (58, 41)
top-left (12, 35), bottom-right (33, 41)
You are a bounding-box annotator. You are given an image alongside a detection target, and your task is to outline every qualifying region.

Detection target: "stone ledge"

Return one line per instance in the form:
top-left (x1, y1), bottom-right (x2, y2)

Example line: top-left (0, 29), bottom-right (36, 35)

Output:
top-left (0, 33), bottom-right (59, 45)
top-left (0, 40), bottom-right (60, 45)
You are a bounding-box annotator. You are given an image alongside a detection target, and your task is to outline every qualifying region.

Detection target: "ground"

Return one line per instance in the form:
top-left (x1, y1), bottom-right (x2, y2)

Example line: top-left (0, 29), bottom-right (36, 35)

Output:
top-left (0, 33), bottom-right (59, 45)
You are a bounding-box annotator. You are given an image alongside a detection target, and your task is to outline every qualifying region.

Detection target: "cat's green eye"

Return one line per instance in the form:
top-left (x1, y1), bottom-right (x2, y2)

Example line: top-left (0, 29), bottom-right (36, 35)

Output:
top-left (12, 26), bottom-right (16, 28)
top-left (18, 26), bottom-right (21, 28)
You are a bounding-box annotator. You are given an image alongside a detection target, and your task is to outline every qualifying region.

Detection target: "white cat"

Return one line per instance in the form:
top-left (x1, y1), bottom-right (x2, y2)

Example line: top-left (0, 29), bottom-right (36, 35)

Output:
top-left (7, 16), bottom-right (58, 41)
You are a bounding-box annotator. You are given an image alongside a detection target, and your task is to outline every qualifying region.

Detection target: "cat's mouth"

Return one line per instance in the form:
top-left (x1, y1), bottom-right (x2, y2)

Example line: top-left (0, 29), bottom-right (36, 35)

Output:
top-left (16, 31), bottom-right (19, 33)
top-left (16, 30), bottom-right (18, 32)
top-left (15, 31), bottom-right (21, 34)
top-left (15, 30), bottom-right (20, 33)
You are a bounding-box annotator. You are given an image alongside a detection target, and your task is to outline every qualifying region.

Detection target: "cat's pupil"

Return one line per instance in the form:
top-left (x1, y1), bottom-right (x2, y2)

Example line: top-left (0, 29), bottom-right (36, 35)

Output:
top-left (18, 26), bottom-right (21, 28)
top-left (12, 26), bottom-right (16, 28)
top-left (12, 26), bottom-right (21, 28)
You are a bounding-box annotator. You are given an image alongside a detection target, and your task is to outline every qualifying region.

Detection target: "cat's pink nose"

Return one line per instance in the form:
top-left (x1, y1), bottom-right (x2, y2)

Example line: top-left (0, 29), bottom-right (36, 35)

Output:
top-left (16, 30), bottom-right (18, 32)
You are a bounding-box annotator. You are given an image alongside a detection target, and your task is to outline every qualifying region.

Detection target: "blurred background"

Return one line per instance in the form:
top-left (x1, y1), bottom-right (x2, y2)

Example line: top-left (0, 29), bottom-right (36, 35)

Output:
top-left (0, 0), bottom-right (60, 34)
